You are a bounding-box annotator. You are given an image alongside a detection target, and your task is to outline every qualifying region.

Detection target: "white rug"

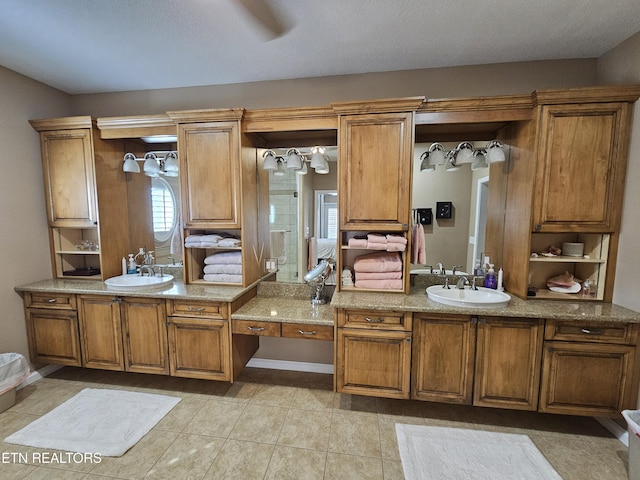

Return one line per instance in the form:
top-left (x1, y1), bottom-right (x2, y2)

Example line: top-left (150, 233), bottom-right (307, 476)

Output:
top-left (396, 424), bottom-right (563, 480)
top-left (4, 388), bottom-right (181, 457)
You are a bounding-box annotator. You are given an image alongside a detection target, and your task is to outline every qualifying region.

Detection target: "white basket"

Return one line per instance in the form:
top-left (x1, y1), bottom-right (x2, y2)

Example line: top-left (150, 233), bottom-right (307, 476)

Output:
top-left (623, 410), bottom-right (640, 480)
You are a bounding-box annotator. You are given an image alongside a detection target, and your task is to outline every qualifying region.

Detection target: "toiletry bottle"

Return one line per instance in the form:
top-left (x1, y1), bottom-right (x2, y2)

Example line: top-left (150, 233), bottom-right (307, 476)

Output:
top-left (484, 264), bottom-right (497, 289)
top-left (121, 257), bottom-right (127, 276)
top-left (127, 254), bottom-right (137, 274)
top-left (474, 258), bottom-right (483, 277)
top-left (496, 267), bottom-right (504, 291)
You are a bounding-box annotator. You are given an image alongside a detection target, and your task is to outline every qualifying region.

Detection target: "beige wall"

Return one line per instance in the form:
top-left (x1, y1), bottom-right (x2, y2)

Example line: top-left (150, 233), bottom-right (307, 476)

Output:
top-left (598, 31), bottom-right (640, 311)
top-left (2, 52), bottom-right (638, 367)
top-left (0, 66), bottom-right (70, 359)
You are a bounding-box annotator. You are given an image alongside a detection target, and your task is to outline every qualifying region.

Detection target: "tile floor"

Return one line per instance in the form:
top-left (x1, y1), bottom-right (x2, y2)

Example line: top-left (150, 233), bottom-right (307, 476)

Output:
top-left (0, 366), bottom-right (630, 479)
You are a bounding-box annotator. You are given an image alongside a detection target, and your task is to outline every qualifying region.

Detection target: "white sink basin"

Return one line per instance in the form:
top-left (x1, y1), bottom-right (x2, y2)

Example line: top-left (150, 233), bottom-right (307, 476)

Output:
top-left (426, 285), bottom-right (510, 308)
top-left (105, 274), bottom-right (174, 290)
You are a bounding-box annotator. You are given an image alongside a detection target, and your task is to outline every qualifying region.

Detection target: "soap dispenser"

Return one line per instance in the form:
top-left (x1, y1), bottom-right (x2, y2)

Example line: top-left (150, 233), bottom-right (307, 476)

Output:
top-left (484, 264), bottom-right (497, 289)
top-left (127, 254), bottom-right (137, 274)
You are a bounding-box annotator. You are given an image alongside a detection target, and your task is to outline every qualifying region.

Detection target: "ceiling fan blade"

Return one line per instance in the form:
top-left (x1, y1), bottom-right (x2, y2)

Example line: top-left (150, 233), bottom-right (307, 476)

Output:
top-left (234, 0), bottom-right (291, 39)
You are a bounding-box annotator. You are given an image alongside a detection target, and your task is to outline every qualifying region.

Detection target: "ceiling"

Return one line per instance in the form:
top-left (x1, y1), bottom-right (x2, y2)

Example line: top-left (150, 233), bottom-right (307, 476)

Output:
top-left (1, 0), bottom-right (638, 95)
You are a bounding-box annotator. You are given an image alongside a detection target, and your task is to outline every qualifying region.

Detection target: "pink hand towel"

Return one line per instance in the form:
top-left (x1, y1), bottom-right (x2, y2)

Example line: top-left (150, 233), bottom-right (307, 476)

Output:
top-left (367, 234), bottom-right (388, 244)
top-left (386, 243), bottom-right (406, 252)
top-left (355, 271), bottom-right (402, 280)
top-left (386, 235), bottom-right (407, 245)
top-left (367, 241), bottom-right (388, 250)
top-left (348, 238), bottom-right (368, 248)
top-left (353, 252), bottom-right (403, 273)
top-left (355, 279), bottom-right (404, 290)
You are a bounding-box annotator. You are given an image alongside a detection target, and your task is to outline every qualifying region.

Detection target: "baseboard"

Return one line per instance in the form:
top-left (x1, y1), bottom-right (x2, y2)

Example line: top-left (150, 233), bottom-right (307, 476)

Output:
top-left (596, 416), bottom-right (628, 446)
top-left (17, 364), bottom-right (63, 390)
top-left (246, 358), bottom-right (333, 375)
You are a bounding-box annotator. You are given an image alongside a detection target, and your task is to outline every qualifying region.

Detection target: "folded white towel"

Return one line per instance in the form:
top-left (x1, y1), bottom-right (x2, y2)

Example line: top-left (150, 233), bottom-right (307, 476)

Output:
top-left (217, 238), bottom-right (241, 247)
top-left (203, 264), bottom-right (243, 275)
top-left (203, 273), bottom-right (243, 283)
top-left (204, 251), bottom-right (242, 265)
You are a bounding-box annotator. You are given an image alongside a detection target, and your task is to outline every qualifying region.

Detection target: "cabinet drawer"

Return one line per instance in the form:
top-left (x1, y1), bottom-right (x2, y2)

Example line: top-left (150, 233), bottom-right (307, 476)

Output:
top-left (282, 323), bottom-right (334, 341)
top-left (232, 319), bottom-right (280, 337)
top-left (25, 292), bottom-right (76, 310)
top-left (545, 319), bottom-right (637, 345)
top-left (338, 309), bottom-right (411, 331)
top-left (168, 300), bottom-right (228, 319)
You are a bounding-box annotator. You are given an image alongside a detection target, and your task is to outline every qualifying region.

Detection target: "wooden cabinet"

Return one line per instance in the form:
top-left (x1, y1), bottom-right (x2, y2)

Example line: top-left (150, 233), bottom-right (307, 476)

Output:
top-left (335, 309), bottom-right (412, 399)
top-left (412, 314), bottom-right (476, 404)
top-left (24, 293), bottom-right (81, 366)
top-left (29, 116), bottom-right (130, 281)
top-left (167, 108), bottom-right (264, 287)
top-left (166, 300), bottom-right (231, 381)
top-left (412, 314), bottom-right (543, 410)
top-left (540, 319), bottom-right (640, 416)
top-left (502, 86), bottom-right (640, 301)
top-left (121, 297), bottom-right (168, 375)
top-left (474, 317), bottom-right (544, 411)
top-left (533, 102), bottom-right (631, 233)
top-left (77, 295), bottom-right (124, 371)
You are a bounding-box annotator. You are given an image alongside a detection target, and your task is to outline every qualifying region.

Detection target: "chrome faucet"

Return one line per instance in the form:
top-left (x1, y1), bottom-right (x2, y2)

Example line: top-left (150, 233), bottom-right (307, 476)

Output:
top-left (436, 262), bottom-right (445, 275)
top-left (139, 265), bottom-right (155, 277)
top-left (456, 276), bottom-right (470, 289)
top-left (471, 276), bottom-right (482, 290)
top-left (452, 265), bottom-right (464, 275)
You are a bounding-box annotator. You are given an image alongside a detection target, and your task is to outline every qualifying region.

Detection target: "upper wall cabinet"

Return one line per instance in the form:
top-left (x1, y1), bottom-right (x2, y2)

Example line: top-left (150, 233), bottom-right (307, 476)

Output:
top-left (168, 110), bottom-right (244, 229)
top-left (533, 99), bottom-right (634, 232)
top-left (30, 117), bottom-right (97, 228)
top-left (333, 98), bottom-right (423, 231)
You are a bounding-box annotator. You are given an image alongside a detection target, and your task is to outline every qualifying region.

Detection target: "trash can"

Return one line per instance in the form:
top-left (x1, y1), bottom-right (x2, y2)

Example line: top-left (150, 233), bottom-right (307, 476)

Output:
top-left (623, 409), bottom-right (640, 480)
top-left (0, 353), bottom-right (30, 413)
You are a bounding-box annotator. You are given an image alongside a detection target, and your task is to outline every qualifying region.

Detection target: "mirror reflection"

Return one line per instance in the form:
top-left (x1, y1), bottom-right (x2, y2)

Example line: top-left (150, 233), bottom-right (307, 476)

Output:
top-left (124, 144), bottom-right (183, 266)
top-left (265, 147), bottom-right (337, 283)
top-left (411, 142), bottom-right (492, 275)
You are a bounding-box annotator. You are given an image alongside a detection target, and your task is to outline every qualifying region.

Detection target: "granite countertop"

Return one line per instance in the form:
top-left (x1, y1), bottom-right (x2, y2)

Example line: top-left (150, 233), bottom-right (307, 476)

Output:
top-left (330, 287), bottom-right (640, 323)
top-left (14, 278), bottom-right (260, 303)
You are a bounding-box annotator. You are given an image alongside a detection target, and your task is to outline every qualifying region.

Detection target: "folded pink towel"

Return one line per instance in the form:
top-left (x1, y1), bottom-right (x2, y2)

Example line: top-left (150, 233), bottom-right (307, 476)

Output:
top-left (203, 264), bottom-right (243, 275)
top-left (355, 279), bottom-right (404, 290)
top-left (348, 238), bottom-right (368, 248)
top-left (354, 252), bottom-right (403, 273)
top-left (386, 243), bottom-right (406, 252)
top-left (367, 233), bottom-right (388, 244)
top-left (367, 241), bottom-right (388, 250)
top-left (355, 271), bottom-right (402, 280)
top-left (386, 235), bottom-right (407, 244)
top-left (204, 251), bottom-right (242, 264)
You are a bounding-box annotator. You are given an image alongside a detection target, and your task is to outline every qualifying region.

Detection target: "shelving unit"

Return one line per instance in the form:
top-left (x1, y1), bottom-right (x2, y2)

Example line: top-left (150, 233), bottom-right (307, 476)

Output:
top-left (183, 229), bottom-right (245, 285)
top-left (339, 231), bottom-right (408, 293)
top-left (50, 227), bottom-right (101, 278)
top-left (527, 233), bottom-right (609, 300)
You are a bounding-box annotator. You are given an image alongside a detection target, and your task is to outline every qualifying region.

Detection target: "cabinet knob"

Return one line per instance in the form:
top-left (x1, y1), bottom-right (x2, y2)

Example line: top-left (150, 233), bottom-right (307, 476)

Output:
top-left (405, 337), bottom-right (411, 343)
top-left (535, 224), bottom-right (542, 231)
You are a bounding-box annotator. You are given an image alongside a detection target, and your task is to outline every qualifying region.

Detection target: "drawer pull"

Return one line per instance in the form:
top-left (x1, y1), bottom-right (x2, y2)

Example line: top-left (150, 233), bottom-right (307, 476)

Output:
top-left (47, 298), bottom-right (57, 303)
top-left (248, 326), bottom-right (265, 332)
top-left (187, 307), bottom-right (206, 312)
top-left (297, 330), bottom-right (317, 336)
top-left (365, 317), bottom-right (384, 323)
top-left (581, 328), bottom-right (604, 335)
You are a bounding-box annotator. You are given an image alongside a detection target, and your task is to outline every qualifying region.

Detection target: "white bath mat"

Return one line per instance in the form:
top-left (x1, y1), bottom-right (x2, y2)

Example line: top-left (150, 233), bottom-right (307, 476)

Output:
top-left (4, 388), bottom-right (181, 457)
top-left (396, 424), bottom-right (562, 480)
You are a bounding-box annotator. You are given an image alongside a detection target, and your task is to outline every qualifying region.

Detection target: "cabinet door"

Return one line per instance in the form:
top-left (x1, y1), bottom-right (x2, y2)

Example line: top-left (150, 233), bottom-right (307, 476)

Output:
top-left (336, 328), bottom-right (412, 399)
top-left (167, 317), bottom-right (231, 381)
top-left (178, 122), bottom-right (240, 228)
top-left (412, 314), bottom-right (476, 404)
top-left (339, 113), bottom-right (413, 231)
top-left (121, 297), bottom-right (169, 375)
top-left (473, 317), bottom-right (543, 410)
top-left (77, 295), bottom-right (124, 371)
top-left (540, 341), bottom-right (638, 416)
top-left (26, 308), bottom-right (81, 366)
top-left (40, 129), bottom-right (97, 227)
top-left (534, 102), bottom-right (630, 232)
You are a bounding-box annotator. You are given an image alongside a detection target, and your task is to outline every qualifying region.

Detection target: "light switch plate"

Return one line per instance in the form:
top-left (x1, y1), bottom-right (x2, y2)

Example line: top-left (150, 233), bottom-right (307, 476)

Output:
top-left (436, 201), bottom-right (452, 219)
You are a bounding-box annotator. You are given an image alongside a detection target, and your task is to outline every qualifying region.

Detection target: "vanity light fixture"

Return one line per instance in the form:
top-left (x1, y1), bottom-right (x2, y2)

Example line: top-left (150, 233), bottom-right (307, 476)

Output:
top-left (262, 150), bottom-right (278, 170)
top-left (444, 150), bottom-right (460, 171)
top-left (123, 153), bottom-right (140, 173)
top-left (310, 146), bottom-right (330, 174)
top-left (486, 140), bottom-right (506, 164)
top-left (262, 146), bottom-right (332, 175)
top-left (296, 161), bottom-right (308, 175)
top-left (419, 142), bottom-right (446, 172)
top-left (455, 142), bottom-right (475, 164)
top-left (471, 149), bottom-right (488, 170)
top-left (143, 152), bottom-right (161, 177)
top-left (285, 148), bottom-right (303, 170)
top-left (164, 152), bottom-right (179, 174)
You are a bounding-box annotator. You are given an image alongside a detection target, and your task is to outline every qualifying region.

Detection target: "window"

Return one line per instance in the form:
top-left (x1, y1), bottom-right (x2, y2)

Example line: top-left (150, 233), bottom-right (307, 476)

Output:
top-left (151, 177), bottom-right (177, 242)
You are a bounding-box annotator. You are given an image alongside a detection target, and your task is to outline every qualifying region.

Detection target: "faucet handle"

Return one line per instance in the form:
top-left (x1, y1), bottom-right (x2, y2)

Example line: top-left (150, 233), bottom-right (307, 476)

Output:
top-left (452, 265), bottom-right (464, 275)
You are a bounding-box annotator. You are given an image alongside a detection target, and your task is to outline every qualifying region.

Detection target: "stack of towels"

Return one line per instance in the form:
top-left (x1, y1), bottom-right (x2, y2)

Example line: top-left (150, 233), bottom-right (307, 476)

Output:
top-left (203, 251), bottom-right (242, 283)
top-left (185, 234), bottom-right (241, 248)
top-left (348, 233), bottom-right (407, 252)
top-left (353, 251), bottom-right (403, 290)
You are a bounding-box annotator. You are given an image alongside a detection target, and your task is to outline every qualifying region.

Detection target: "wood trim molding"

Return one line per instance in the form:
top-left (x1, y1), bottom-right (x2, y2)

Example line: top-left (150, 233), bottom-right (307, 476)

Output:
top-left (96, 114), bottom-right (176, 139)
top-left (533, 85), bottom-right (640, 105)
top-left (331, 96), bottom-right (425, 115)
top-left (29, 116), bottom-right (93, 131)
top-left (243, 105), bottom-right (337, 132)
top-left (167, 108), bottom-right (245, 123)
